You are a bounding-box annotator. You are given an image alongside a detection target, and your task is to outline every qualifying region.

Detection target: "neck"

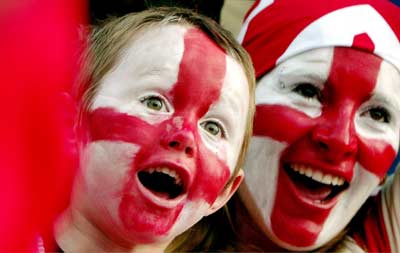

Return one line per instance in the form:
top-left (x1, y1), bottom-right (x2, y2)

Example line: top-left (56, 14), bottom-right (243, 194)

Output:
top-left (233, 187), bottom-right (286, 252)
top-left (54, 208), bottom-right (170, 253)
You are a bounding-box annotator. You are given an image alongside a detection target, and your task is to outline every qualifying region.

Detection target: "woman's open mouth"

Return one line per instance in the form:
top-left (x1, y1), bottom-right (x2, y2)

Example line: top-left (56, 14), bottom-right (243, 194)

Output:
top-left (284, 163), bottom-right (349, 203)
top-left (137, 166), bottom-right (188, 205)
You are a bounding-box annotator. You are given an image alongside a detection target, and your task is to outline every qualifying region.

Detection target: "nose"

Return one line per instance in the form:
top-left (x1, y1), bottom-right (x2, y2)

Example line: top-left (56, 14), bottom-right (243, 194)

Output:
top-left (161, 129), bottom-right (196, 157)
top-left (312, 110), bottom-right (357, 162)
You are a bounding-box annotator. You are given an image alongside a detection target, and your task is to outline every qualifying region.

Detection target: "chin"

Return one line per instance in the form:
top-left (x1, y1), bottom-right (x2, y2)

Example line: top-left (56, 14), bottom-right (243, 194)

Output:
top-left (271, 164), bottom-right (380, 251)
top-left (274, 237), bottom-right (323, 252)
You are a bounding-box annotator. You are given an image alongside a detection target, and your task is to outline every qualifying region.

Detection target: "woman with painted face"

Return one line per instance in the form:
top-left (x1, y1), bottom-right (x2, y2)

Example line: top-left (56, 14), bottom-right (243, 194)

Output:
top-left (52, 7), bottom-right (255, 253)
top-left (226, 0), bottom-right (400, 252)
top-left (175, 0), bottom-right (400, 252)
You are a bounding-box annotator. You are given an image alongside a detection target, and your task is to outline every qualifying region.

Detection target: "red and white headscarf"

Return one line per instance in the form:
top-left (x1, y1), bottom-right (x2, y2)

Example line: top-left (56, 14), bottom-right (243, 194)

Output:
top-left (238, 0), bottom-right (400, 79)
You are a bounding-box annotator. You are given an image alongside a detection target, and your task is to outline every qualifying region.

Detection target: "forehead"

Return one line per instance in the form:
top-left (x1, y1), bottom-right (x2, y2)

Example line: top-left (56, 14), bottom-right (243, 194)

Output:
top-left (274, 48), bottom-right (333, 86)
top-left (91, 22), bottom-right (251, 123)
top-left (256, 47), bottom-right (400, 124)
top-left (270, 47), bottom-right (400, 95)
top-left (255, 48), bottom-right (333, 105)
top-left (373, 60), bottom-right (400, 110)
top-left (112, 24), bottom-right (187, 91)
top-left (92, 24), bottom-right (235, 108)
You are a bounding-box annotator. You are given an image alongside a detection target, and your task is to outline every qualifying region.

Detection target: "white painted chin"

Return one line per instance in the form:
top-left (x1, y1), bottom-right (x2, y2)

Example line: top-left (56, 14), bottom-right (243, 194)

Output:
top-left (159, 199), bottom-right (211, 243)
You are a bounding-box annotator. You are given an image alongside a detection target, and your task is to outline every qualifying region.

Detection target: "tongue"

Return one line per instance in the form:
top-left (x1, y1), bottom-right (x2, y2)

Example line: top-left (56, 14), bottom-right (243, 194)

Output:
top-left (151, 191), bottom-right (171, 199)
top-left (286, 167), bottom-right (333, 201)
top-left (293, 179), bottom-right (332, 200)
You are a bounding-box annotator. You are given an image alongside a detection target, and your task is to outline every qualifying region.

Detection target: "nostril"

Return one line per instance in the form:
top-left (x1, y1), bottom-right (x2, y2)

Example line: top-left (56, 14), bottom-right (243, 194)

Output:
top-left (343, 150), bottom-right (354, 158)
top-left (185, 147), bottom-right (193, 156)
top-left (318, 141), bottom-right (329, 150)
top-left (169, 141), bottom-right (180, 148)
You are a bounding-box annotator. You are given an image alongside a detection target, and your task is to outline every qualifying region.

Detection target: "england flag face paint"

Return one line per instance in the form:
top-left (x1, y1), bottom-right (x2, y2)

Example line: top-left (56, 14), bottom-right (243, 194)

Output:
top-left (76, 25), bottom-right (249, 244)
top-left (244, 47), bottom-right (400, 250)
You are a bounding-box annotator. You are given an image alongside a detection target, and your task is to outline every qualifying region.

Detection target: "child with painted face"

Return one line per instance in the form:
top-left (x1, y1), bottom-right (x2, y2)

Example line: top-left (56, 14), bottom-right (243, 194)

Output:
top-left (54, 7), bottom-right (255, 253)
top-left (222, 0), bottom-right (400, 252)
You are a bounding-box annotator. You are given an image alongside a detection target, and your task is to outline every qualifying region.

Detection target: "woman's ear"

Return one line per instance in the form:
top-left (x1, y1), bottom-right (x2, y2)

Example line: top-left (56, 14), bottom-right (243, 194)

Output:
top-left (205, 169), bottom-right (244, 216)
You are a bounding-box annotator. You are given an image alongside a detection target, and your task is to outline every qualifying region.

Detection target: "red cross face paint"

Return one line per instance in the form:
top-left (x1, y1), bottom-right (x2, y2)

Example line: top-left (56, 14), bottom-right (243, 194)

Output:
top-left (75, 25), bottom-right (249, 245)
top-left (243, 47), bottom-right (400, 250)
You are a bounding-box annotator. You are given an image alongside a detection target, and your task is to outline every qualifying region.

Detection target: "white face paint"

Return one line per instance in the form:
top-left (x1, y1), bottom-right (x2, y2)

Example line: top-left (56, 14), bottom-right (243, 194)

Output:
top-left (242, 47), bottom-right (400, 250)
top-left (73, 24), bottom-right (249, 245)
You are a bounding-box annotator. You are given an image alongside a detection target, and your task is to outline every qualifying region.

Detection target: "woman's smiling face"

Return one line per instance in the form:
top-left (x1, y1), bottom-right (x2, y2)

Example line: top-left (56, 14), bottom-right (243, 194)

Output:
top-left (243, 47), bottom-right (400, 250)
top-left (74, 24), bottom-right (249, 245)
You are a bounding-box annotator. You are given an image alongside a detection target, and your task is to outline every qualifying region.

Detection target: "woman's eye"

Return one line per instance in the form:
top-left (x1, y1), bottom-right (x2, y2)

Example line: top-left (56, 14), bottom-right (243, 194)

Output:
top-left (141, 96), bottom-right (166, 111)
top-left (363, 107), bottom-right (390, 123)
top-left (292, 83), bottom-right (321, 101)
top-left (201, 121), bottom-right (224, 138)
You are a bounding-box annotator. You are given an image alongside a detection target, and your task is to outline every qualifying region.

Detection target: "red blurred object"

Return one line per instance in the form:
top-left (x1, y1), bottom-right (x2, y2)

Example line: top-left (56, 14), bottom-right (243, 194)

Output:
top-left (0, 0), bottom-right (86, 250)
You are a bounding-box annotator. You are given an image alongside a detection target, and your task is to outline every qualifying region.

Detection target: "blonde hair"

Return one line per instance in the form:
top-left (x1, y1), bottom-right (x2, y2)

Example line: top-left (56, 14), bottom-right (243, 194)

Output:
top-left (76, 7), bottom-right (256, 251)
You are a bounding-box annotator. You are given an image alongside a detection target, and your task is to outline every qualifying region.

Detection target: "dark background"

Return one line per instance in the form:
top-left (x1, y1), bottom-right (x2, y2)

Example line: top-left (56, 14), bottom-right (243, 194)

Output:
top-left (89, 0), bottom-right (224, 24)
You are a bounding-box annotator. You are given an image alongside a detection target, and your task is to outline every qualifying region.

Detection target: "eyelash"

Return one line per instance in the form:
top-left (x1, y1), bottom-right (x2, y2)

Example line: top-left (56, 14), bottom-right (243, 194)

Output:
top-left (140, 95), bottom-right (170, 112)
top-left (200, 120), bottom-right (227, 139)
top-left (292, 82), bottom-right (322, 102)
top-left (361, 106), bottom-right (391, 124)
top-left (289, 82), bottom-right (392, 124)
top-left (140, 95), bottom-right (228, 138)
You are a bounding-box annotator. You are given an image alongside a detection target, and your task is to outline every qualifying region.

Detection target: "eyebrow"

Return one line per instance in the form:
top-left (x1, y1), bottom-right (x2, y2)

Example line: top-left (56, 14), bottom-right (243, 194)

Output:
top-left (144, 67), bottom-right (171, 76)
top-left (280, 60), bottom-right (329, 80)
top-left (372, 92), bottom-right (400, 112)
top-left (279, 68), bottom-right (328, 87)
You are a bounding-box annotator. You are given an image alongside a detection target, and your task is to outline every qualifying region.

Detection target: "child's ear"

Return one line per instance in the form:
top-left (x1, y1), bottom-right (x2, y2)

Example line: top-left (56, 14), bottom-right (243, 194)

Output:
top-left (205, 169), bottom-right (244, 216)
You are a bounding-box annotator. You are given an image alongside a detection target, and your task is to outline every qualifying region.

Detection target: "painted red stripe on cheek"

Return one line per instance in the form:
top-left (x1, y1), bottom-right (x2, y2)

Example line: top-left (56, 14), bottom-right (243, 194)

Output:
top-left (358, 137), bottom-right (396, 179)
top-left (189, 144), bottom-right (231, 204)
top-left (88, 107), bottom-right (155, 146)
top-left (254, 104), bottom-right (313, 143)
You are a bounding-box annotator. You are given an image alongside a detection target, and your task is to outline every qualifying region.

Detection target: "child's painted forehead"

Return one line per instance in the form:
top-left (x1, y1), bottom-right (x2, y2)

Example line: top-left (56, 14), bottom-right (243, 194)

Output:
top-left (104, 24), bottom-right (228, 90)
top-left (117, 24), bottom-right (188, 74)
top-left (92, 23), bottom-right (233, 111)
top-left (119, 24), bottom-right (224, 69)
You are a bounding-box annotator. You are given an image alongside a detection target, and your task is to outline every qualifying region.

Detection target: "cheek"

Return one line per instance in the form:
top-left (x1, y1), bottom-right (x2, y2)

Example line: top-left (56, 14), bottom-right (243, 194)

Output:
top-left (188, 138), bottom-right (231, 204)
top-left (199, 133), bottom-right (229, 165)
top-left (254, 104), bottom-right (314, 143)
top-left (88, 108), bottom-right (157, 145)
top-left (82, 141), bottom-right (140, 196)
top-left (244, 137), bottom-right (286, 219)
top-left (357, 136), bottom-right (396, 179)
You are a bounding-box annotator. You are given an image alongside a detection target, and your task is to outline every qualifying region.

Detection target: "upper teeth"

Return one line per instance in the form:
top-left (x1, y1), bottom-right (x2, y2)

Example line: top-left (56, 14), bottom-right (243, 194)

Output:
top-left (147, 167), bottom-right (182, 185)
top-left (291, 164), bottom-right (345, 186)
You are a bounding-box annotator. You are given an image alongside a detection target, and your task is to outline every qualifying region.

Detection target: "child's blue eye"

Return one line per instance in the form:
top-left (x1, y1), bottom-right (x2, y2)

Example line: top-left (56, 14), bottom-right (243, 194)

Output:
top-left (201, 121), bottom-right (223, 138)
top-left (141, 96), bottom-right (167, 112)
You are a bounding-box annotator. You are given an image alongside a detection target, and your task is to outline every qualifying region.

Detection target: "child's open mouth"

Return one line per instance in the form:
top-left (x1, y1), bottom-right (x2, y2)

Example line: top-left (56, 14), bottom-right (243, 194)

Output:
top-left (284, 163), bottom-right (349, 203)
top-left (137, 167), bottom-right (186, 201)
